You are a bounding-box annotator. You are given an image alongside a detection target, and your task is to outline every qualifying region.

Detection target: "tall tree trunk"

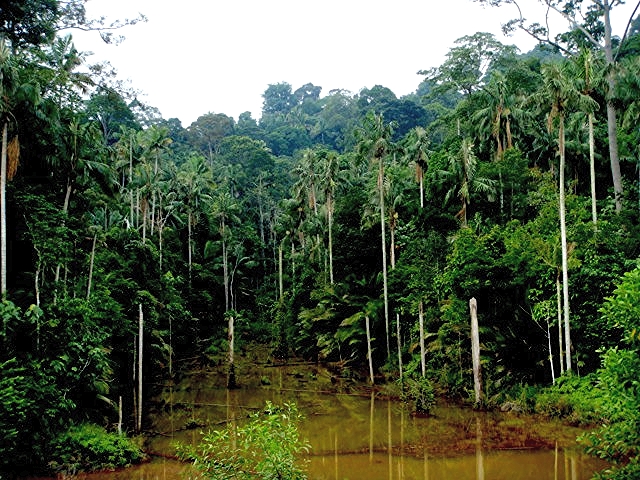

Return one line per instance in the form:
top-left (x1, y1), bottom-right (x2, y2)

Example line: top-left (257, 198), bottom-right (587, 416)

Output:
top-left (558, 118), bottom-right (572, 372)
top-left (603, 0), bottom-right (624, 212)
top-left (470, 297), bottom-right (482, 406)
top-left (556, 272), bottom-right (565, 375)
top-left (547, 315), bottom-right (556, 385)
top-left (365, 315), bottom-right (374, 385)
top-left (278, 241), bottom-right (284, 301)
top-left (327, 192), bottom-right (334, 284)
top-left (129, 133), bottom-right (134, 227)
top-left (419, 166), bottom-right (424, 209)
top-left (137, 303), bottom-right (143, 432)
top-left (222, 220), bottom-right (229, 312)
top-left (588, 113), bottom-right (597, 225)
top-left (378, 161), bottom-right (390, 360)
top-left (227, 313), bottom-right (236, 389)
top-left (1, 122), bottom-right (8, 299)
top-left (187, 214), bottom-right (193, 284)
top-left (396, 313), bottom-right (403, 383)
top-left (53, 180), bottom-right (73, 303)
top-left (86, 232), bottom-right (97, 300)
top-left (419, 300), bottom-right (426, 378)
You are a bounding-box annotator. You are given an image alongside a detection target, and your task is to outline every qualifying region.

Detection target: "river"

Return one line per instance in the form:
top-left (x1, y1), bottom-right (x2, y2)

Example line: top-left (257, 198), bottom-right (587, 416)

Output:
top-left (28, 359), bottom-right (609, 479)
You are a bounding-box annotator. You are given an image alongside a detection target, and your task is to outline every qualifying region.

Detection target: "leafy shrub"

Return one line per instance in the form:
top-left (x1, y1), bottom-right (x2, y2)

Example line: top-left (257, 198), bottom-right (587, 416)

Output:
top-left (402, 375), bottom-right (436, 415)
top-left (534, 374), bottom-right (602, 425)
top-left (177, 401), bottom-right (310, 479)
top-left (48, 423), bottom-right (143, 474)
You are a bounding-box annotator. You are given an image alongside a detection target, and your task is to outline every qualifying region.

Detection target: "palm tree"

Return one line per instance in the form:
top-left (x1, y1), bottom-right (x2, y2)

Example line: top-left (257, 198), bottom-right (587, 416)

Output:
top-left (471, 71), bottom-right (519, 219)
top-left (404, 127), bottom-right (430, 209)
top-left (568, 49), bottom-right (603, 225)
top-left (176, 155), bottom-right (213, 282)
top-left (138, 126), bottom-right (172, 236)
top-left (320, 150), bottom-right (341, 285)
top-left (208, 186), bottom-right (243, 389)
top-left (440, 138), bottom-right (496, 227)
top-left (535, 61), bottom-right (597, 372)
top-left (356, 111), bottom-right (395, 360)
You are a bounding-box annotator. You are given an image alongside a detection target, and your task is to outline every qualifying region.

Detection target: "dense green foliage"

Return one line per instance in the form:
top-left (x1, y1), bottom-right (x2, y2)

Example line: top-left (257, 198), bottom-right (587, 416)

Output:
top-left (1, 0), bottom-right (640, 477)
top-left (48, 423), bottom-right (143, 474)
top-left (177, 402), bottom-right (310, 480)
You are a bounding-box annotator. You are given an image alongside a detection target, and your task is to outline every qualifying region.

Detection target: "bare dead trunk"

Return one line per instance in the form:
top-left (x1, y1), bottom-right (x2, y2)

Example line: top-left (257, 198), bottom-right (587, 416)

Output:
top-left (365, 315), bottom-right (374, 385)
top-left (470, 297), bottom-right (482, 406)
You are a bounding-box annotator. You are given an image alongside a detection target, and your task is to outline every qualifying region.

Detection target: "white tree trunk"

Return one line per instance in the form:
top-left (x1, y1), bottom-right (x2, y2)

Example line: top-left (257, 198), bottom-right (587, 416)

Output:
top-left (559, 120), bottom-right (572, 372)
top-left (547, 316), bottom-right (556, 385)
top-left (278, 241), bottom-right (284, 301)
top-left (556, 273), bottom-right (564, 375)
top-left (1, 123), bottom-right (6, 299)
top-left (86, 232), bottom-right (97, 300)
top-left (227, 314), bottom-right (236, 389)
top-left (365, 315), bottom-right (374, 385)
top-left (137, 303), bottom-right (143, 432)
top-left (379, 163), bottom-right (390, 360)
top-left (588, 113), bottom-right (597, 225)
top-left (396, 313), bottom-right (403, 382)
top-left (470, 297), bottom-right (482, 406)
top-left (327, 193), bottom-right (334, 284)
top-left (419, 300), bottom-right (426, 377)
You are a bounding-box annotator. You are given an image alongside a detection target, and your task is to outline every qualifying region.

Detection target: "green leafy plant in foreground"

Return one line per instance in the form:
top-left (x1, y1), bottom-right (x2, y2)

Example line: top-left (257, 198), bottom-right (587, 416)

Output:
top-left (177, 401), bottom-right (310, 479)
top-left (578, 266), bottom-right (640, 479)
top-left (48, 423), bottom-right (143, 475)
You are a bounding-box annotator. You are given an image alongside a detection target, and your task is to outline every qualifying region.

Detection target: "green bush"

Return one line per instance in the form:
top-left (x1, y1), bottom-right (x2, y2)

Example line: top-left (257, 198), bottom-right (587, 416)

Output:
top-left (534, 374), bottom-right (602, 425)
top-left (177, 401), bottom-right (310, 479)
top-left (48, 423), bottom-right (143, 474)
top-left (402, 375), bottom-right (436, 415)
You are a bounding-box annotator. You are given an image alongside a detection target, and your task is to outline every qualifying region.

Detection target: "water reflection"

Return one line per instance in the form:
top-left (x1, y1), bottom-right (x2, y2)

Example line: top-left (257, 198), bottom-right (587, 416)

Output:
top-left (24, 364), bottom-right (609, 480)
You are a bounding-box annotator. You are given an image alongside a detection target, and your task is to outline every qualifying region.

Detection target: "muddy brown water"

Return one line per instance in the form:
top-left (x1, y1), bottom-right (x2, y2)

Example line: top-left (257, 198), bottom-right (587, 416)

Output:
top-left (27, 359), bottom-right (609, 479)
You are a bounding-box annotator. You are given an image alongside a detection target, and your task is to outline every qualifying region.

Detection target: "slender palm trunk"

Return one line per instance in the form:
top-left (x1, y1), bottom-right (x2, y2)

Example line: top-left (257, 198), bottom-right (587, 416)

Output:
top-left (558, 118), bottom-right (572, 372)
top-left (278, 241), bottom-right (284, 301)
top-left (396, 313), bottom-right (403, 382)
top-left (187, 214), bottom-right (192, 283)
top-left (378, 161), bottom-right (390, 360)
top-left (419, 300), bottom-right (426, 377)
top-left (1, 122), bottom-right (7, 299)
top-left (86, 232), bottom-right (97, 300)
top-left (419, 167), bottom-right (424, 209)
top-left (327, 192), bottom-right (334, 284)
top-left (547, 316), bottom-right (556, 384)
top-left (227, 313), bottom-right (236, 389)
top-left (588, 113), bottom-right (597, 225)
top-left (53, 181), bottom-right (73, 302)
top-left (557, 272), bottom-right (565, 375)
top-left (221, 218), bottom-right (229, 312)
top-left (137, 303), bottom-right (143, 432)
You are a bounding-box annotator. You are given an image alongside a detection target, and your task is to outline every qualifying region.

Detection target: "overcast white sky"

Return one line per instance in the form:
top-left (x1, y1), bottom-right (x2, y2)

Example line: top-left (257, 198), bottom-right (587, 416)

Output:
top-left (70, 0), bottom-right (636, 127)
